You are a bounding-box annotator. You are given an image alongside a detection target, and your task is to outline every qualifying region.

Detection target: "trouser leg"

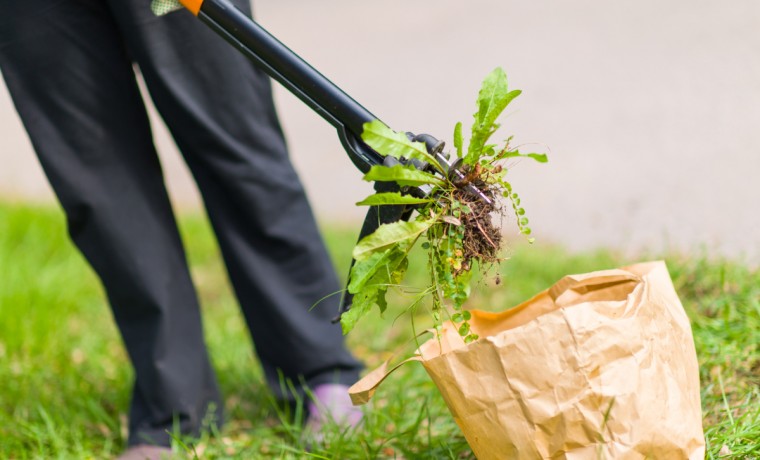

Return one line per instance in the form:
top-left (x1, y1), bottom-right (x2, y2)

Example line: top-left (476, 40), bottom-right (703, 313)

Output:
top-left (107, 0), bottom-right (363, 397)
top-left (0, 1), bottom-right (221, 446)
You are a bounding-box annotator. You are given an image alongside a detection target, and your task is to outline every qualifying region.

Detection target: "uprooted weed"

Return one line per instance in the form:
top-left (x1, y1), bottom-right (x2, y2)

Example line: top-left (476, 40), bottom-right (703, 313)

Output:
top-left (342, 68), bottom-right (547, 341)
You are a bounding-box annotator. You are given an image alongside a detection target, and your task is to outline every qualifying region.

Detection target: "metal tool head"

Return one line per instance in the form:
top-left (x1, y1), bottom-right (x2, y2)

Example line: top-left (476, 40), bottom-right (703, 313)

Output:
top-left (409, 133), bottom-right (493, 206)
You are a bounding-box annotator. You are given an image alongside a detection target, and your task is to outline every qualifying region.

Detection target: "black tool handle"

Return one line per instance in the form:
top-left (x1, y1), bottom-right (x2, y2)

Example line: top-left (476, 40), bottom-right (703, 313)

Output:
top-left (197, 0), bottom-right (385, 171)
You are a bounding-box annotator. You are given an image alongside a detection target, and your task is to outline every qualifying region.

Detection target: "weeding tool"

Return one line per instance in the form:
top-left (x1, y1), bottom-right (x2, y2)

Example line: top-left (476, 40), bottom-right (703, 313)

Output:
top-left (166, 0), bottom-right (492, 318)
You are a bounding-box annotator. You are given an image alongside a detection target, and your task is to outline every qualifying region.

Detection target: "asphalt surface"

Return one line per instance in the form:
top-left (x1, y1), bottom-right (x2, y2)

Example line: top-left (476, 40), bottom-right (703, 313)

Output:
top-left (1, 0), bottom-right (758, 261)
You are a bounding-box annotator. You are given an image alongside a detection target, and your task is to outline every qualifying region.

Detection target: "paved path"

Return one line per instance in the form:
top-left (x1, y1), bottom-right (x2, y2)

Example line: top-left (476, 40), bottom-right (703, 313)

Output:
top-left (2, 0), bottom-right (758, 261)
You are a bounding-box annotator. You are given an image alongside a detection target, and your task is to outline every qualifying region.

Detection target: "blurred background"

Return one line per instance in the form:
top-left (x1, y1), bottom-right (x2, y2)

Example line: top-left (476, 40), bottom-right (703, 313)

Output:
top-left (1, 0), bottom-right (758, 261)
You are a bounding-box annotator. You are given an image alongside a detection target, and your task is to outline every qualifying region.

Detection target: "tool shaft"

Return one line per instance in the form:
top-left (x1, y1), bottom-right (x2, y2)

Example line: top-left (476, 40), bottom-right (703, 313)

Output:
top-left (199, 0), bottom-right (378, 139)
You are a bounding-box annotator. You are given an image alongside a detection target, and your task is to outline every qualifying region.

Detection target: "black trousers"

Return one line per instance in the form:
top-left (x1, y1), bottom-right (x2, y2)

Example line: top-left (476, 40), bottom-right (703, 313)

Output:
top-left (0, 0), bottom-right (361, 447)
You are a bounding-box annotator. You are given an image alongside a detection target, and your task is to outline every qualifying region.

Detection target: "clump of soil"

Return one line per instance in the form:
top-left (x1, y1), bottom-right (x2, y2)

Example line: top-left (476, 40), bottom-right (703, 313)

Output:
top-left (451, 165), bottom-right (504, 269)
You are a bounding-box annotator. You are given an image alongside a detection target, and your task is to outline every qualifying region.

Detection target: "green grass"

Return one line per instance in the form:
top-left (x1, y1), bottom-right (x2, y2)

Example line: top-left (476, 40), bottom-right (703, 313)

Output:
top-left (0, 201), bottom-right (757, 459)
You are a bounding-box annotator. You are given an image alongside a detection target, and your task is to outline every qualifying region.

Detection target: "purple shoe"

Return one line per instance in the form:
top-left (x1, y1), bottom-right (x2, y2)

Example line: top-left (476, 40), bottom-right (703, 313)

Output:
top-left (304, 383), bottom-right (363, 435)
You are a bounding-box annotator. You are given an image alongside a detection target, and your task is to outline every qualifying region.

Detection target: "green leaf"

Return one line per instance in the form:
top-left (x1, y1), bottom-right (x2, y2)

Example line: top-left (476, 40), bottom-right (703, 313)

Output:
top-left (340, 290), bottom-right (377, 334)
top-left (348, 249), bottom-right (393, 293)
top-left (348, 245), bottom-right (407, 293)
top-left (355, 192), bottom-right (433, 207)
top-left (464, 334), bottom-right (478, 344)
top-left (361, 120), bottom-right (441, 169)
top-left (467, 68), bottom-right (521, 163)
top-left (363, 165), bottom-right (445, 188)
top-left (342, 245), bottom-right (410, 334)
top-left (447, 268), bottom-right (473, 307)
top-left (498, 150), bottom-right (548, 163)
top-left (375, 288), bottom-right (389, 315)
top-left (352, 219), bottom-right (435, 261)
top-left (453, 122), bottom-right (464, 158)
top-left (389, 255), bottom-right (409, 285)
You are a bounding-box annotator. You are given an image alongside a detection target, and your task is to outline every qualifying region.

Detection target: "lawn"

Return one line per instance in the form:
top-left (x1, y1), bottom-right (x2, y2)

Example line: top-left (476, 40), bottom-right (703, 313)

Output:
top-left (0, 202), bottom-right (757, 459)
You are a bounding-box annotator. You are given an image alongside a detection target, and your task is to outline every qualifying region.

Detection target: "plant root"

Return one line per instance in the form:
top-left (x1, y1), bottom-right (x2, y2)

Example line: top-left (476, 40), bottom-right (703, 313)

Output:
top-left (450, 173), bottom-right (503, 270)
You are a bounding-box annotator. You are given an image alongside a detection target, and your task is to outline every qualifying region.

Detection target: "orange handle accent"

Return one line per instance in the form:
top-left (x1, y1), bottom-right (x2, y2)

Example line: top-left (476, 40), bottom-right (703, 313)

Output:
top-left (180, 0), bottom-right (203, 15)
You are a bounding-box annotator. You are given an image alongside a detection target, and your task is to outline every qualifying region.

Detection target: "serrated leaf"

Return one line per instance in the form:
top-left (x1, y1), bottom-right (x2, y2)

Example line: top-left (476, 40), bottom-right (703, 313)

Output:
top-left (363, 165), bottom-right (445, 187)
top-left (467, 68), bottom-right (521, 163)
top-left (352, 219), bottom-right (435, 261)
top-left (343, 246), bottom-right (409, 334)
top-left (355, 192), bottom-right (433, 207)
top-left (348, 245), bottom-right (407, 293)
top-left (348, 249), bottom-right (393, 293)
top-left (361, 120), bottom-right (440, 168)
top-left (340, 290), bottom-right (377, 334)
top-left (453, 122), bottom-right (464, 158)
top-left (371, 251), bottom-right (407, 315)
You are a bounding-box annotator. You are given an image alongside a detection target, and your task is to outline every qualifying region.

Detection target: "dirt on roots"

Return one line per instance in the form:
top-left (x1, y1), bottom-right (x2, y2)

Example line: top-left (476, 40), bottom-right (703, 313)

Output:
top-left (452, 174), bottom-right (503, 270)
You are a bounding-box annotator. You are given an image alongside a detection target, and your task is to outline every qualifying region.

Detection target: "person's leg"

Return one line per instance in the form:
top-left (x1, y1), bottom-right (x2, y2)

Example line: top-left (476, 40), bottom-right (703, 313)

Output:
top-left (0, 0), bottom-right (221, 446)
top-left (108, 0), bottom-right (362, 398)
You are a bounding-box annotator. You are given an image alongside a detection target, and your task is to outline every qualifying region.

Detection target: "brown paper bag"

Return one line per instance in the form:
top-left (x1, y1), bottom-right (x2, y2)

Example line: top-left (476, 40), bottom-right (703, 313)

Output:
top-left (350, 261), bottom-right (705, 459)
